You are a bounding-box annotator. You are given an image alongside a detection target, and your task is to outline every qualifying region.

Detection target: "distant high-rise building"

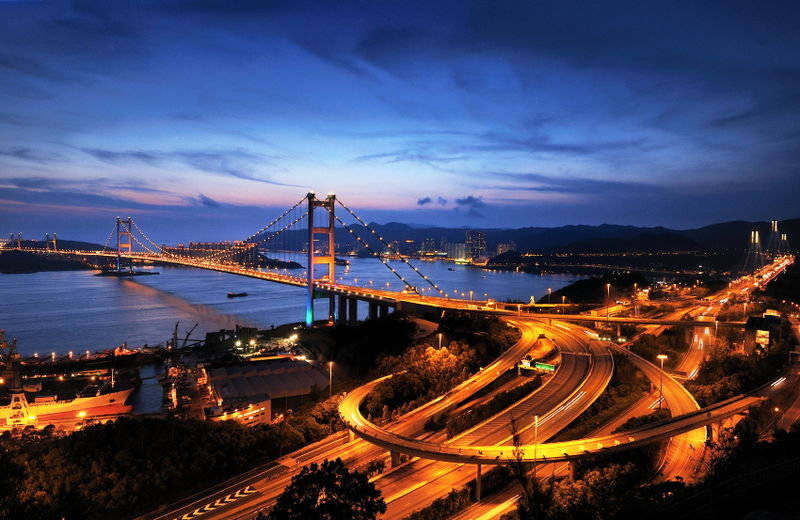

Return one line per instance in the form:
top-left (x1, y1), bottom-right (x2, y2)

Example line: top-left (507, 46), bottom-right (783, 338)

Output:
top-left (465, 230), bottom-right (486, 260)
top-left (496, 241), bottom-right (517, 256)
top-left (440, 236), bottom-right (448, 250)
top-left (446, 242), bottom-right (468, 260)
top-left (421, 238), bottom-right (436, 252)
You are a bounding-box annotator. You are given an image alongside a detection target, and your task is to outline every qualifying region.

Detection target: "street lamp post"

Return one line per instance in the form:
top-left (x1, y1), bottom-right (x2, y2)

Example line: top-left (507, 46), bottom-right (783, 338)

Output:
top-left (438, 333), bottom-right (443, 349)
top-left (533, 414), bottom-right (539, 482)
top-left (606, 283), bottom-right (611, 323)
top-left (328, 361), bottom-right (334, 399)
top-left (561, 295), bottom-right (566, 314)
top-left (657, 354), bottom-right (668, 409)
top-left (547, 288), bottom-right (552, 304)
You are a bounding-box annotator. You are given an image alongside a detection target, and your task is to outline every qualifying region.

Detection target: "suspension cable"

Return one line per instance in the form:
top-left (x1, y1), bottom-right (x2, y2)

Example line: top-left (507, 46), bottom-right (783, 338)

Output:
top-left (129, 233), bottom-right (160, 256)
top-left (335, 199), bottom-right (445, 296)
top-left (209, 212), bottom-right (309, 263)
top-left (320, 206), bottom-right (418, 294)
top-left (200, 199), bottom-right (307, 263)
top-left (99, 226), bottom-right (116, 253)
top-left (242, 197), bottom-right (306, 244)
top-left (131, 220), bottom-right (179, 258)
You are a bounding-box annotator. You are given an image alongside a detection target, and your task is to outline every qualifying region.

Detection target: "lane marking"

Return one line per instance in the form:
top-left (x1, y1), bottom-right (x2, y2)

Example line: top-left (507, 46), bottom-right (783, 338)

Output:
top-left (172, 486), bottom-right (257, 520)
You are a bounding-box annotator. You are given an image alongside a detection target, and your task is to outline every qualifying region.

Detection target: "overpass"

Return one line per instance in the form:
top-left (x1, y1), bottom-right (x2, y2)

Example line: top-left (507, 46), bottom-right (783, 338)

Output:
top-left (338, 324), bottom-right (791, 466)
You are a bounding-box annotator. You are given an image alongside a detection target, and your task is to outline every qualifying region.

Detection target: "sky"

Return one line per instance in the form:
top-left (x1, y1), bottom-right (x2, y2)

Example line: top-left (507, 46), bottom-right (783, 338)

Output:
top-left (1, 0), bottom-right (799, 243)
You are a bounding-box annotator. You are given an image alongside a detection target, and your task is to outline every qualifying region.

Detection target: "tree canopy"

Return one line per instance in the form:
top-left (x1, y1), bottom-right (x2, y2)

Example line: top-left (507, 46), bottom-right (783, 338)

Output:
top-left (266, 458), bottom-right (385, 520)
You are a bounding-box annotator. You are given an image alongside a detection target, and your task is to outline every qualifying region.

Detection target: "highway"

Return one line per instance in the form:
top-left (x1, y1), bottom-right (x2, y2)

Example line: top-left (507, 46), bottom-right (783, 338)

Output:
top-left (451, 256), bottom-right (795, 518)
top-left (372, 323), bottom-right (612, 519)
top-left (141, 319), bottom-right (569, 520)
top-left (337, 255), bottom-right (794, 470)
top-left (124, 254), bottom-right (793, 519)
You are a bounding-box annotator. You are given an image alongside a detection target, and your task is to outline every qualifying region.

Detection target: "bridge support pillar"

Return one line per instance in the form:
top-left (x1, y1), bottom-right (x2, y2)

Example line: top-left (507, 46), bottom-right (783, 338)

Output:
top-left (568, 461), bottom-right (577, 480)
top-left (369, 302), bottom-right (378, 320)
top-left (338, 295), bottom-right (347, 324)
top-left (616, 323), bottom-right (622, 337)
top-left (348, 429), bottom-right (355, 443)
top-left (379, 304), bottom-right (388, 318)
top-left (348, 298), bottom-right (358, 324)
top-left (328, 295), bottom-right (336, 324)
top-left (475, 464), bottom-right (482, 502)
top-left (709, 421), bottom-right (722, 443)
top-left (390, 450), bottom-right (402, 468)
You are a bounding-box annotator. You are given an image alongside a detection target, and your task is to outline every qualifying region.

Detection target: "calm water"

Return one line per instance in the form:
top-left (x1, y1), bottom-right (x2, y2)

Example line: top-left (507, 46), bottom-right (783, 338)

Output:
top-left (0, 258), bottom-right (580, 356)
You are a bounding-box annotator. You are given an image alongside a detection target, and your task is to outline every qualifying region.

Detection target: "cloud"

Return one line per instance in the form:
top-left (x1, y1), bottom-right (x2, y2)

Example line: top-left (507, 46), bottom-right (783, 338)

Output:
top-left (455, 195), bottom-right (485, 207)
top-left (485, 172), bottom-right (651, 195)
top-left (454, 194), bottom-right (485, 218)
top-left (81, 148), bottom-right (162, 165)
top-left (417, 196), bottom-right (432, 205)
top-left (194, 193), bottom-right (220, 207)
top-left (437, 196), bottom-right (447, 205)
top-left (78, 147), bottom-right (302, 187)
top-left (0, 147), bottom-right (63, 164)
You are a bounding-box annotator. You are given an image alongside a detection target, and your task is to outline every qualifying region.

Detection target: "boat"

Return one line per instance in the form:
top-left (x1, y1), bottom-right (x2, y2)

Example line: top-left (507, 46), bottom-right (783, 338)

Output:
top-left (1, 337), bottom-right (134, 430)
top-left (1, 385), bottom-right (135, 430)
top-left (448, 267), bottom-right (456, 271)
top-left (227, 292), bottom-right (248, 298)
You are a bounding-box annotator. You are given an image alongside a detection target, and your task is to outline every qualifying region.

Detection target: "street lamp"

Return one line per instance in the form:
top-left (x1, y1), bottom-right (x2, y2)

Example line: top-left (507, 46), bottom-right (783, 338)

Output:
top-left (469, 290), bottom-right (473, 301)
top-left (561, 295), bottom-right (566, 314)
top-left (606, 283), bottom-right (611, 323)
top-left (657, 354), bottom-right (668, 409)
top-left (547, 288), bottom-right (552, 304)
top-left (533, 414), bottom-right (539, 482)
top-left (328, 361), bottom-right (334, 398)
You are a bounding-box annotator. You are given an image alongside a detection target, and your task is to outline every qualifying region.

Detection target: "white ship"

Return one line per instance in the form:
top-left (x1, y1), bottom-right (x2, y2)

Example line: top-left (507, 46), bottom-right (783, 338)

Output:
top-left (0, 334), bottom-right (134, 430)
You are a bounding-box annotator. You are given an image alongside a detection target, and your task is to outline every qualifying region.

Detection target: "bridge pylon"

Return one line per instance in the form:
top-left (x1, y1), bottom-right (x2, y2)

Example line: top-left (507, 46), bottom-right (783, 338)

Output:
top-left (115, 217), bottom-right (134, 273)
top-left (306, 193), bottom-right (336, 327)
top-left (45, 233), bottom-right (57, 251)
top-left (9, 233), bottom-right (22, 249)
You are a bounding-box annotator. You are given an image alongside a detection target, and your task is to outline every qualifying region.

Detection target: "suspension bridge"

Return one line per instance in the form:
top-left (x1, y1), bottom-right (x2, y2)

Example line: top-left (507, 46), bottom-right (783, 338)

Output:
top-left (4, 193), bottom-right (488, 327)
top-left (4, 192), bottom-right (792, 330)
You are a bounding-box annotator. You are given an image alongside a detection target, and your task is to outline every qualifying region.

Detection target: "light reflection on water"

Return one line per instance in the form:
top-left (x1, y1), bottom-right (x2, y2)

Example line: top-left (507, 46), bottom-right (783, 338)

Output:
top-left (0, 258), bottom-right (581, 356)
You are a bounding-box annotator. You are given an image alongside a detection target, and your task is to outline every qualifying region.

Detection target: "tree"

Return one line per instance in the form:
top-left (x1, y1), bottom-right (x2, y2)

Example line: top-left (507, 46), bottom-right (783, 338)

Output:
top-left (267, 458), bottom-right (386, 520)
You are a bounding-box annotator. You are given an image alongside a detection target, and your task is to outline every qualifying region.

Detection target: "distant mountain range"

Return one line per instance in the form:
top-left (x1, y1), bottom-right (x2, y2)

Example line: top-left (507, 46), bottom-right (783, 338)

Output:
top-left (323, 218), bottom-right (800, 254)
top-left (8, 218), bottom-right (797, 257)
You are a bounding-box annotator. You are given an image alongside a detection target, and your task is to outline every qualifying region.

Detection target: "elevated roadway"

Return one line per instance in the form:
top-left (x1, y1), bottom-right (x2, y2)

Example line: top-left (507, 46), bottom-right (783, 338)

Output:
top-left (374, 322), bottom-right (612, 518)
top-left (141, 318), bottom-right (570, 520)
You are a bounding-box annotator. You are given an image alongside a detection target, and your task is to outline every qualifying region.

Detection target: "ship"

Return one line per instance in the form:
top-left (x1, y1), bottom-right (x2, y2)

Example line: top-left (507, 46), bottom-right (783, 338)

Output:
top-left (0, 334), bottom-right (134, 430)
top-left (227, 292), bottom-right (248, 298)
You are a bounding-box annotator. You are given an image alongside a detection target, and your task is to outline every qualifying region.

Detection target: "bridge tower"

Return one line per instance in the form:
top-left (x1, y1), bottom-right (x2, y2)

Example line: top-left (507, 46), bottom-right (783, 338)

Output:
top-left (767, 220), bottom-right (780, 255)
top-left (306, 192), bottom-right (336, 327)
top-left (742, 229), bottom-right (764, 274)
top-left (44, 233), bottom-right (57, 251)
top-left (115, 217), bottom-right (133, 273)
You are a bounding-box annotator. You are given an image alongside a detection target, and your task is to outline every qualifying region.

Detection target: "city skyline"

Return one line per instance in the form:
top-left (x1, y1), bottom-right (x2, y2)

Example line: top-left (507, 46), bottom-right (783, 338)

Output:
top-left (2, 1), bottom-right (799, 242)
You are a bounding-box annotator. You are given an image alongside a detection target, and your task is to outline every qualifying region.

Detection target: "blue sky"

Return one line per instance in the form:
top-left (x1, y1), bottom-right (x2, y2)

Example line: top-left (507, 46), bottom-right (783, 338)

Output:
top-left (1, 0), bottom-right (799, 242)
